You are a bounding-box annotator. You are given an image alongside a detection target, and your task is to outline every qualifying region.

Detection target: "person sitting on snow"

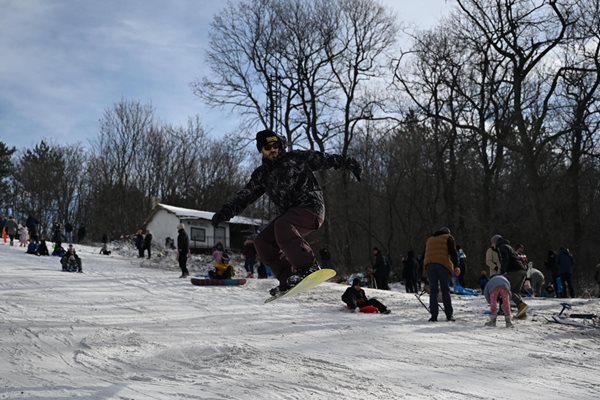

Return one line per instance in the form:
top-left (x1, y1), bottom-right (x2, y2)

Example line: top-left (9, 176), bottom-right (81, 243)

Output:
top-left (37, 239), bottom-right (50, 256)
top-left (99, 243), bottom-right (111, 255)
top-left (52, 243), bottom-right (66, 257)
top-left (26, 240), bottom-right (39, 255)
top-left (342, 278), bottom-right (391, 314)
top-left (541, 283), bottom-right (557, 298)
top-left (208, 253), bottom-right (235, 279)
top-left (61, 244), bottom-right (82, 272)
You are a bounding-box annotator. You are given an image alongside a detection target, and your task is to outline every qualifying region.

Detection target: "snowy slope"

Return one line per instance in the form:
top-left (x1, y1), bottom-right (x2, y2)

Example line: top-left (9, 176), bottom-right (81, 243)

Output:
top-left (1, 242), bottom-right (599, 400)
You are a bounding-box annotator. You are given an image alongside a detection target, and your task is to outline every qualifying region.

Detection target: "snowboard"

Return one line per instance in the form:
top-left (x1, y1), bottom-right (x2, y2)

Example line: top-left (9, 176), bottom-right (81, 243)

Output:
top-left (190, 276), bottom-right (247, 286)
top-left (264, 268), bottom-right (336, 303)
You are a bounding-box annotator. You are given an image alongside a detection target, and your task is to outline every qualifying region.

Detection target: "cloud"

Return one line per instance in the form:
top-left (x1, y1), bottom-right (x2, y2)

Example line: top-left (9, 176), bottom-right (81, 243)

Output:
top-left (0, 0), bottom-right (230, 149)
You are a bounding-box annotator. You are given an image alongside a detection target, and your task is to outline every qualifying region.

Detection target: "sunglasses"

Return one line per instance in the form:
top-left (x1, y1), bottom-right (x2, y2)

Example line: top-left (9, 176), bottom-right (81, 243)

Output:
top-left (262, 143), bottom-right (280, 151)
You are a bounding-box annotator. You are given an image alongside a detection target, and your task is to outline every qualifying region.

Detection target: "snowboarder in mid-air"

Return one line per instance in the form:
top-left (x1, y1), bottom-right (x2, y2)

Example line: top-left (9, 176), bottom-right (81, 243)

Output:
top-left (211, 129), bottom-right (361, 298)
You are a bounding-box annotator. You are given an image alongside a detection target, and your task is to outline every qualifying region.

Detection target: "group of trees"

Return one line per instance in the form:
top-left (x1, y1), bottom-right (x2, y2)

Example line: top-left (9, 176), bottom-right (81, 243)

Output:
top-left (1, 100), bottom-right (250, 241)
top-left (2, 0), bottom-right (599, 290)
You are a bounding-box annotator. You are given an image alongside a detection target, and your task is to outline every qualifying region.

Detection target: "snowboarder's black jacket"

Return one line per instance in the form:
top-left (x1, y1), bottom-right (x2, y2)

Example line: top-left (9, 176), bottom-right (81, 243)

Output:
top-left (217, 150), bottom-right (354, 220)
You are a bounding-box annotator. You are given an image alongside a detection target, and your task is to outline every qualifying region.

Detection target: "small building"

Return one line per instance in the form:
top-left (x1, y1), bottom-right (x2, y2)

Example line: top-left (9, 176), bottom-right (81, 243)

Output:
top-left (144, 203), bottom-right (263, 252)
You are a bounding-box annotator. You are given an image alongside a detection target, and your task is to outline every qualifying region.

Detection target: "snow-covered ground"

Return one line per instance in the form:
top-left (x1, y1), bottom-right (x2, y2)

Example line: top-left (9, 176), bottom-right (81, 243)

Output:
top-left (1, 242), bottom-right (599, 400)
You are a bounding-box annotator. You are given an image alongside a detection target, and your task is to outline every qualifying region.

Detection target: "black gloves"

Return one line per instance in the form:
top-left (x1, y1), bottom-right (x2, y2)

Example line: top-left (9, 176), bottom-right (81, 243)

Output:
top-left (211, 212), bottom-right (225, 228)
top-left (345, 157), bottom-right (362, 182)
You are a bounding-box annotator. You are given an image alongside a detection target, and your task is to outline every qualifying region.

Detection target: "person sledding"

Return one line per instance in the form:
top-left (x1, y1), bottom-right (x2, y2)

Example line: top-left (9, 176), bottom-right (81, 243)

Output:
top-left (208, 253), bottom-right (235, 279)
top-left (211, 129), bottom-right (361, 298)
top-left (60, 244), bottom-right (82, 272)
top-left (342, 278), bottom-right (391, 314)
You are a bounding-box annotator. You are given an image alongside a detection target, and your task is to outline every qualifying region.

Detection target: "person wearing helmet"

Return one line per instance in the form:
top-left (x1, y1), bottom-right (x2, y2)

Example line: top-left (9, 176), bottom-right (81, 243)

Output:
top-left (211, 129), bottom-right (361, 297)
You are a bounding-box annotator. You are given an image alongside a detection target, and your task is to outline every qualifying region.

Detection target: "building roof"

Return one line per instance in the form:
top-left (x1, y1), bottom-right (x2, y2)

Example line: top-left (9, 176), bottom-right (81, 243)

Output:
top-left (154, 203), bottom-right (264, 226)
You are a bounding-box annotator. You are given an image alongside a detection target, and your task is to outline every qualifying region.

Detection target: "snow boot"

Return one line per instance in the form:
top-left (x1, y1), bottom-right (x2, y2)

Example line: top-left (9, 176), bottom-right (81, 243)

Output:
top-left (485, 316), bottom-right (497, 327)
top-left (517, 303), bottom-right (528, 319)
top-left (286, 262), bottom-right (321, 287)
top-left (505, 315), bottom-right (514, 328)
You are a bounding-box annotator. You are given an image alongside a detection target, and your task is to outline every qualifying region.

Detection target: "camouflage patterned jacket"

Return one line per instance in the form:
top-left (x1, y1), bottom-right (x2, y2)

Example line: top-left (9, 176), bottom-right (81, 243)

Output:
top-left (217, 150), bottom-right (352, 220)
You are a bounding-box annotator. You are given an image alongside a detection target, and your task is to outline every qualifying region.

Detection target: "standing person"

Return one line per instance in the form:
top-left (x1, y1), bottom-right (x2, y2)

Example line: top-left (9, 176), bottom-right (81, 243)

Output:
top-left (483, 274), bottom-right (514, 328)
top-left (211, 129), bottom-right (361, 297)
top-left (491, 234), bottom-right (529, 319)
top-left (485, 245), bottom-right (501, 276)
top-left (319, 247), bottom-right (333, 270)
top-left (18, 223), bottom-right (28, 247)
top-left (423, 227), bottom-right (459, 322)
top-left (51, 223), bottom-right (63, 249)
top-left (456, 245), bottom-right (467, 287)
top-left (342, 278), bottom-right (391, 314)
top-left (5, 216), bottom-right (18, 246)
top-left (77, 225), bottom-right (86, 243)
top-left (242, 238), bottom-right (257, 278)
top-left (372, 247), bottom-right (391, 290)
top-left (557, 247), bottom-right (576, 298)
top-left (64, 221), bottom-right (74, 243)
top-left (143, 230), bottom-right (153, 259)
top-left (176, 224), bottom-right (190, 278)
top-left (544, 250), bottom-right (561, 296)
top-left (135, 230), bottom-right (144, 258)
top-left (402, 250), bottom-right (419, 293)
top-left (25, 214), bottom-right (39, 241)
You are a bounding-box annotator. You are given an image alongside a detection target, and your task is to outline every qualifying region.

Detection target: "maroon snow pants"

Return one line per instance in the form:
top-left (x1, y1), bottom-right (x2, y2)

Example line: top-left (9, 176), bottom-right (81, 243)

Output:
top-left (254, 207), bottom-right (323, 286)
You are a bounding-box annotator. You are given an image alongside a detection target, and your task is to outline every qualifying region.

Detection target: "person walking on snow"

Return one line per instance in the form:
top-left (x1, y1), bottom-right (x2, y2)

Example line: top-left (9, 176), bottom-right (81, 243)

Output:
top-left (211, 129), bottom-right (361, 297)
top-left (423, 227), bottom-right (459, 322)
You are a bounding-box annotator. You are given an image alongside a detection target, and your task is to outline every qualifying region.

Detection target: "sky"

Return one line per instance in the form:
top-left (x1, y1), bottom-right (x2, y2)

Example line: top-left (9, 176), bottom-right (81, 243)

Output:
top-left (1, 240), bottom-right (599, 399)
top-left (0, 0), bottom-right (455, 151)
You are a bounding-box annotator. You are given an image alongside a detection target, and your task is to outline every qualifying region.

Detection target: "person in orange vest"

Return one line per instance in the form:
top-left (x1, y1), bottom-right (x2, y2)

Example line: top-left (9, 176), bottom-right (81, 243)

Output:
top-left (423, 227), bottom-right (459, 322)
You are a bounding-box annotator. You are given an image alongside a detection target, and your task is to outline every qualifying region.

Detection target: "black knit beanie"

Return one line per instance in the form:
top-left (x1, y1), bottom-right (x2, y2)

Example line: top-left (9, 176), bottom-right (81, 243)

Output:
top-left (256, 129), bottom-right (281, 152)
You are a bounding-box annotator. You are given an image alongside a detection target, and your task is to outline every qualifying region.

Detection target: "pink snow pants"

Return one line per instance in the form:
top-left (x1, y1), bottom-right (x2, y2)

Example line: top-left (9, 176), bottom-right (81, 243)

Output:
top-left (489, 287), bottom-right (511, 317)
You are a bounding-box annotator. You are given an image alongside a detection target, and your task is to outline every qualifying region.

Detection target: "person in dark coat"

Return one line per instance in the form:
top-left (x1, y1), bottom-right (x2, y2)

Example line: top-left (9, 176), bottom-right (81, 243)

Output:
top-left (242, 238), bottom-right (257, 278)
top-left (135, 230), bottom-right (144, 258)
top-left (37, 239), bottom-right (50, 256)
top-left (51, 223), bottom-right (63, 249)
top-left (544, 250), bottom-right (560, 295)
top-left (342, 278), bottom-right (390, 314)
top-left (372, 247), bottom-right (391, 290)
top-left (60, 244), bottom-right (82, 272)
top-left (319, 247), bottom-right (333, 270)
top-left (491, 234), bottom-right (529, 319)
top-left (77, 225), bottom-right (86, 243)
top-left (25, 214), bottom-right (39, 241)
top-left (211, 129), bottom-right (361, 297)
top-left (557, 247), bottom-right (575, 298)
top-left (176, 224), bottom-right (190, 278)
top-left (402, 250), bottom-right (419, 293)
top-left (143, 230), bottom-right (153, 259)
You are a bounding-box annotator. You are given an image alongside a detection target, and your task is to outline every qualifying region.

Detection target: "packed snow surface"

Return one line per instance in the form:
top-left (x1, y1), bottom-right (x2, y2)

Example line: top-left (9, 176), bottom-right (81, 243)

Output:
top-left (1, 243), bottom-right (599, 399)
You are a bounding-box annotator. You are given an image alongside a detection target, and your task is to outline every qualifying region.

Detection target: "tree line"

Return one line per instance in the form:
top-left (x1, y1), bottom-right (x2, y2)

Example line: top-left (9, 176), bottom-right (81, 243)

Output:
top-left (1, 0), bottom-right (599, 290)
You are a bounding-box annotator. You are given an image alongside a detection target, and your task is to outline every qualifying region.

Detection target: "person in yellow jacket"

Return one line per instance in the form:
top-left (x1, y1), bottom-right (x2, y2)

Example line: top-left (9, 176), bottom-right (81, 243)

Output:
top-left (423, 227), bottom-right (460, 322)
top-left (209, 253), bottom-right (235, 279)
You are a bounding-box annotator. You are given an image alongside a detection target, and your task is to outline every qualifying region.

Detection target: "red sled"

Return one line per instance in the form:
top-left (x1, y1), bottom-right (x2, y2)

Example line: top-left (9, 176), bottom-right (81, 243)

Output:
top-left (359, 305), bottom-right (379, 313)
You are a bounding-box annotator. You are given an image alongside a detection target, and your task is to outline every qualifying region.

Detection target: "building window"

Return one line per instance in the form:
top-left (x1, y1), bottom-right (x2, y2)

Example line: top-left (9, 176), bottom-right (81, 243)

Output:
top-left (191, 227), bottom-right (206, 242)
